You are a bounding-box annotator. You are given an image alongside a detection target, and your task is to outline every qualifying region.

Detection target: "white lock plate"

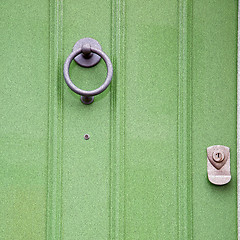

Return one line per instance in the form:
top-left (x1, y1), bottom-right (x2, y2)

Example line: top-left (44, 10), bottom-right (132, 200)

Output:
top-left (207, 145), bottom-right (231, 185)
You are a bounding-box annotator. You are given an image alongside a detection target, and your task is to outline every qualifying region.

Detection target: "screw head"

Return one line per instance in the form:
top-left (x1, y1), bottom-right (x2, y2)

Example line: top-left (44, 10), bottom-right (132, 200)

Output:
top-left (84, 134), bottom-right (90, 140)
top-left (212, 151), bottom-right (224, 162)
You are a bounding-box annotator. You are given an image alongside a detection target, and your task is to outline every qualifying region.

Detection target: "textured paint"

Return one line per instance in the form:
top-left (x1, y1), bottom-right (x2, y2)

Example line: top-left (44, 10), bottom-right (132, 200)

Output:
top-left (192, 1), bottom-right (237, 239)
top-left (0, 0), bottom-right (49, 239)
top-left (0, 0), bottom-right (237, 240)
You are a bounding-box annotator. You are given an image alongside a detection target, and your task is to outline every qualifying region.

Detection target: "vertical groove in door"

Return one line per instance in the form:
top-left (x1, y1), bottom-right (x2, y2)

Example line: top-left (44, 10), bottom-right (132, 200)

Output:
top-left (177, 0), bottom-right (193, 239)
top-left (110, 0), bottom-right (126, 239)
top-left (237, 1), bottom-right (240, 238)
top-left (46, 0), bottom-right (64, 239)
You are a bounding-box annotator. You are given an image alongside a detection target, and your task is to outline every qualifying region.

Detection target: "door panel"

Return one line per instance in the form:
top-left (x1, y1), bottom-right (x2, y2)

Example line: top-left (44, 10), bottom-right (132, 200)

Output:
top-left (192, 1), bottom-right (237, 239)
top-left (62, 1), bottom-right (112, 239)
top-left (124, 1), bottom-right (179, 239)
top-left (0, 0), bottom-right (237, 239)
top-left (0, 0), bottom-right (49, 239)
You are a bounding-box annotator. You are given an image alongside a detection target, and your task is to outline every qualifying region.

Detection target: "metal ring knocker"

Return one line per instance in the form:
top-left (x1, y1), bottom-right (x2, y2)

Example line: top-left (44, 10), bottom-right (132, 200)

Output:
top-left (63, 38), bottom-right (113, 104)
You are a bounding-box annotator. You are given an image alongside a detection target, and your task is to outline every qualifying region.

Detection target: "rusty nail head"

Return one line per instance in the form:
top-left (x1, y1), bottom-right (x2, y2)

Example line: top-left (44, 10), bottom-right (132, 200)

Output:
top-left (84, 134), bottom-right (90, 140)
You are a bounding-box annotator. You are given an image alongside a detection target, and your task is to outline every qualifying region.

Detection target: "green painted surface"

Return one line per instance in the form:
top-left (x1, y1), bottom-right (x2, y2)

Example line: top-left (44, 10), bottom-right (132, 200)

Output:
top-left (0, 0), bottom-right (49, 239)
top-left (0, 0), bottom-right (237, 239)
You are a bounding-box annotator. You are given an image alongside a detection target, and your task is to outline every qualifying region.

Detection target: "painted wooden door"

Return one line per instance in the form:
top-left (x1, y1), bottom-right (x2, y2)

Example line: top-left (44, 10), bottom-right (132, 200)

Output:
top-left (0, 0), bottom-right (237, 239)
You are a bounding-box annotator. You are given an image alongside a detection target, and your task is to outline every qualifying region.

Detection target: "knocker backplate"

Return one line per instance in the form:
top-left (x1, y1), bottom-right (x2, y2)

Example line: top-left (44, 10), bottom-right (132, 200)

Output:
top-left (73, 38), bottom-right (102, 68)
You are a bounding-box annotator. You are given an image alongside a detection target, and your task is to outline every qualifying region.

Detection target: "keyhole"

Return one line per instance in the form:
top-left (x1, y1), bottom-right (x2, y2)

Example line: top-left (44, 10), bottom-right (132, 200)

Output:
top-left (212, 151), bottom-right (224, 162)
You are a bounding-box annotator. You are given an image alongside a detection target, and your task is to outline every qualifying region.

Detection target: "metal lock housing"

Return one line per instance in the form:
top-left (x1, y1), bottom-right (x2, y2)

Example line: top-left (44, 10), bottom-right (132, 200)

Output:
top-left (207, 145), bottom-right (231, 185)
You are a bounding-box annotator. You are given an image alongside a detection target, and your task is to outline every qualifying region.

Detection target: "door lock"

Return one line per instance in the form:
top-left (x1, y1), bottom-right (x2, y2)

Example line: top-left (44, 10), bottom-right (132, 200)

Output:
top-left (207, 145), bottom-right (231, 185)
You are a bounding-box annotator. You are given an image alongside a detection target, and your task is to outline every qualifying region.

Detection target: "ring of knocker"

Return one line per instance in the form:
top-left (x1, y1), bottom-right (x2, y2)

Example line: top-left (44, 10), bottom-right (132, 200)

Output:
top-left (63, 38), bottom-right (113, 104)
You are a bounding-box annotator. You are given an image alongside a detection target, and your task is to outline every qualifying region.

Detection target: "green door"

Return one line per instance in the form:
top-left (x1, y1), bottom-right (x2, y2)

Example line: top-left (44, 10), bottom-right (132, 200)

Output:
top-left (0, 0), bottom-right (237, 239)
